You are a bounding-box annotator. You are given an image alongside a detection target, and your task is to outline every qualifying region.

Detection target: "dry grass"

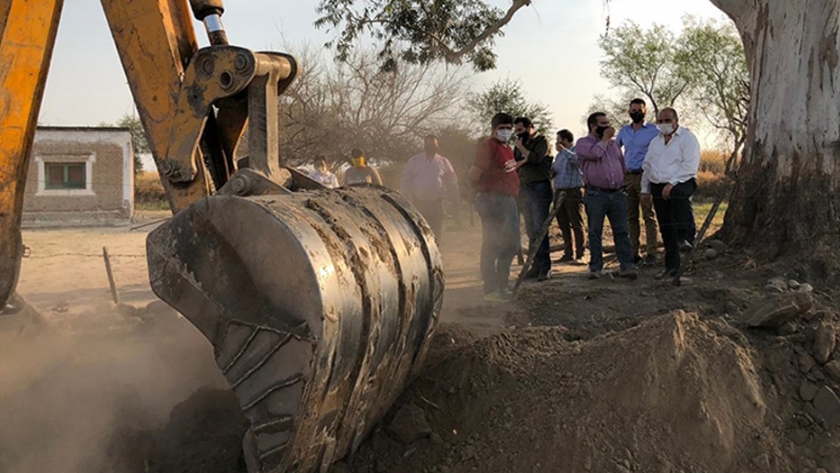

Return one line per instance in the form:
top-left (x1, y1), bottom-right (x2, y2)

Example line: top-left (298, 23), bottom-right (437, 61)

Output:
top-left (695, 151), bottom-right (731, 201)
top-left (135, 171), bottom-right (166, 208)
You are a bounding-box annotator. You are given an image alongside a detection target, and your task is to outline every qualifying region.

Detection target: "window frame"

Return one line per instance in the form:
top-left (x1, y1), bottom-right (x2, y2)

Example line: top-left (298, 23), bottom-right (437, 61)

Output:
top-left (35, 153), bottom-right (96, 197)
top-left (44, 162), bottom-right (87, 190)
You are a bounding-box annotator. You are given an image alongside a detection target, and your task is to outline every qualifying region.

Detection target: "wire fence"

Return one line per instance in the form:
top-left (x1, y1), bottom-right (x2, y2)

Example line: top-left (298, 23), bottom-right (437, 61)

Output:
top-left (22, 249), bottom-right (145, 259)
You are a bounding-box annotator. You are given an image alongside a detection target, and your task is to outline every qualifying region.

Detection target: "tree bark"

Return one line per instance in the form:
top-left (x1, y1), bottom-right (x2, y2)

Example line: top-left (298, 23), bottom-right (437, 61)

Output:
top-left (710, 0), bottom-right (840, 260)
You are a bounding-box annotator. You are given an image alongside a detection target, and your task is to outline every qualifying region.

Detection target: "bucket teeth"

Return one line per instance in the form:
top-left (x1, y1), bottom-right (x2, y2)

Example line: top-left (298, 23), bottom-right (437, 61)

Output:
top-left (146, 186), bottom-right (443, 473)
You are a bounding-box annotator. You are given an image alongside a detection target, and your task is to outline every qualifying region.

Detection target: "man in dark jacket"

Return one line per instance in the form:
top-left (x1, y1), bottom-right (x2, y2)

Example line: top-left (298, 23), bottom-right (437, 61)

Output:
top-left (513, 117), bottom-right (553, 281)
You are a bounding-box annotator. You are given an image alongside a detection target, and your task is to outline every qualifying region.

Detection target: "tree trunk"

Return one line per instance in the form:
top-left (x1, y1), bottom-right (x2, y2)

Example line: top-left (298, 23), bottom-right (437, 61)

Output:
top-left (709, 0), bottom-right (840, 260)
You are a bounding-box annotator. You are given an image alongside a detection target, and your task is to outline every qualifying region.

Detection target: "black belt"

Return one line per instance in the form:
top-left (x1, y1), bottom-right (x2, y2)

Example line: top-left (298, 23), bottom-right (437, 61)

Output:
top-left (586, 186), bottom-right (624, 193)
top-left (625, 169), bottom-right (643, 175)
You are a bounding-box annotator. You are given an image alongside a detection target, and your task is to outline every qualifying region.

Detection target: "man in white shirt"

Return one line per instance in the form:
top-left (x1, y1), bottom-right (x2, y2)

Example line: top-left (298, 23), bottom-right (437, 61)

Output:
top-left (400, 135), bottom-right (459, 238)
top-left (641, 107), bottom-right (701, 278)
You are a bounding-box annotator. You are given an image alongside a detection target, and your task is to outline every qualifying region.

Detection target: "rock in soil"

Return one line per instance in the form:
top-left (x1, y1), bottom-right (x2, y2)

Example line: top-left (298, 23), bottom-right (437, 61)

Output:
top-left (814, 322), bottom-right (837, 364)
top-left (800, 353), bottom-right (817, 374)
top-left (779, 322), bottom-right (798, 336)
top-left (703, 249), bottom-right (719, 260)
top-left (800, 380), bottom-right (820, 402)
top-left (789, 428), bottom-right (810, 446)
top-left (387, 404), bottom-right (432, 444)
top-left (825, 360), bottom-right (840, 382)
top-left (751, 453), bottom-right (771, 469)
top-left (741, 292), bottom-right (813, 328)
top-left (813, 386), bottom-right (840, 426)
top-left (724, 300), bottom-right (740, 315)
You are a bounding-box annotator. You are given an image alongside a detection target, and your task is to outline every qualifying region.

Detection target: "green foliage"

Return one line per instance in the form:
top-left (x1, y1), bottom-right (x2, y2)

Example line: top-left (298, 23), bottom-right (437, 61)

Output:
top-left (315, 0), bottom-right (510, 72)
top-left (595, 16), bottom-right (748, 162)
top-left (313, 1), bottom-right (619, 72)
top-left (468, 79), bottom-right (553, 136)
top-left (599, 22), bottom-right (691, 115)
top-left (675, 16), bottom-right (749, 169)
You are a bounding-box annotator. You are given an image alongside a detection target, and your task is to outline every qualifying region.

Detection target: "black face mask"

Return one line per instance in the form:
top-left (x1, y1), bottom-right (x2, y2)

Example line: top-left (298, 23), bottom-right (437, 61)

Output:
top-left (595, 126), bottom-right (608, 137)
top-left (630, 112), bottom-right (645, 124)
top-left (517, 131), bottom-right (530, 141)
top-left (424, 146), bottom-right (438, 155)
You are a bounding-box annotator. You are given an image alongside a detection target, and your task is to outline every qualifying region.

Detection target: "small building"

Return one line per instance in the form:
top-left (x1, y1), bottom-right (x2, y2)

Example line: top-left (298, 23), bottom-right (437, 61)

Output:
top-left (23, 126), bottom-right (134, 227)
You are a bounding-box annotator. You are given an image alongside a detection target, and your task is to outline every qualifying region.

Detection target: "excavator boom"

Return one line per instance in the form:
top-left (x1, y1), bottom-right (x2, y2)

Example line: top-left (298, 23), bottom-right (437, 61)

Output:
top-left (0, 0), bottom-right (63, 309)
top-left (0, 1), bottom-right (443, 471)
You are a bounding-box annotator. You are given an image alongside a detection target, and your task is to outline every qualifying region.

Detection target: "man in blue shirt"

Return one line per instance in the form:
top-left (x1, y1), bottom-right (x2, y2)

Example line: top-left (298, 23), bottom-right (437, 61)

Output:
top-left (617, 98), bottom-right (660, 265)
top-left (552, 129), bottom-right (585, 263)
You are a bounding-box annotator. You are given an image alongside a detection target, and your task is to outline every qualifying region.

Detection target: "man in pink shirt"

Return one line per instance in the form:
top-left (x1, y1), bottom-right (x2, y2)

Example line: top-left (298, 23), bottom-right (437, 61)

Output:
top-left (575, 112), bottom-right (637, 280)
top-left (400, 135), bottom-right (459, 238)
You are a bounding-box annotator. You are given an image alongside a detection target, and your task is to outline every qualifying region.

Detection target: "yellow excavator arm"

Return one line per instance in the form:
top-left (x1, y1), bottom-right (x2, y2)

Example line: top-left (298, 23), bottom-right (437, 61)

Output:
top-left (0, 1), bottom-right (444, 472)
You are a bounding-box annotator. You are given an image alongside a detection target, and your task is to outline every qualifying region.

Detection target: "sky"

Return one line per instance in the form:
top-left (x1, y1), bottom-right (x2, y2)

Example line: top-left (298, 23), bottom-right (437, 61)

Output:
top-left (38, 0), bottom-right (728, 148)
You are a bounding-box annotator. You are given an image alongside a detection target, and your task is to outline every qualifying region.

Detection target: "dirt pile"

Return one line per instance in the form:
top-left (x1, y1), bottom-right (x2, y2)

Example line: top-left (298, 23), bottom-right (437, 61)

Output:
top-left (6, 269), bottom-right (840, 473)
top-left (336, 312), bottom-right (788, 473)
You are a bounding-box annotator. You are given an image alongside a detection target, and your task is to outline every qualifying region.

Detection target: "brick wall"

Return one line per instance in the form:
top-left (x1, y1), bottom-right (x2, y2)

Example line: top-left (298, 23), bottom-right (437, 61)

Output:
top-left (23, 127), bottom-right (134, 226)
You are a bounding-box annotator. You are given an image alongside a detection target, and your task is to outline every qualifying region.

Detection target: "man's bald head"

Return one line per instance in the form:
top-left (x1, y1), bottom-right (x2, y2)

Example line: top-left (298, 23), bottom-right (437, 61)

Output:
top-left (659, 107), bottom-right (678, 121)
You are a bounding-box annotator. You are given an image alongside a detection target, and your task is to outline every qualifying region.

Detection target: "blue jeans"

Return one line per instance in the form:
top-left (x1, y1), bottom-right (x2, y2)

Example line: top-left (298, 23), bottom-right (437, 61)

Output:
top-left (521, 181), bottom-right (553, 273)
top-left (584, 188), bottom-right (636, 273)
top-left (475, 192), bottom-right (521, 294)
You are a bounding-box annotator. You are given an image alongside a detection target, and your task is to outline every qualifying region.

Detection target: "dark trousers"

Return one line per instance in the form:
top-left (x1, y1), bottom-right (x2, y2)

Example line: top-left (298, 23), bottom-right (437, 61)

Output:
top-left (555, 187), bottom-right (585, 259)
top-left (414, 198), bottom-right (444, 239)
top-left (583, 187), bottom-right (635, 273)
top-left (516, 192), bottom-right (534, 252)
top-left (475, 193), bottom-right (521, 294)
top-left (518, 181), bottom-right (553, 273)
top-left (650, 179), bottom-right (697, 271)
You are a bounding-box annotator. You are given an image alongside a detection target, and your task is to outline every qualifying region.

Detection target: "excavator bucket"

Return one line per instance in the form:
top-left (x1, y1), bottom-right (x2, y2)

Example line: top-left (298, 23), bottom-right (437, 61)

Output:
top-left (146, 185), bottom-right (444, 473)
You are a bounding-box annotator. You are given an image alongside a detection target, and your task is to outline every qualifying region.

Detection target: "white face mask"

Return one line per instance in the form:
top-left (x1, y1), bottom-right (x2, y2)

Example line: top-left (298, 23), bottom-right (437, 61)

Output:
top-left (658, 123), bottom-right (675, 135)
top-left (496, 129), bottom-right (513, 142)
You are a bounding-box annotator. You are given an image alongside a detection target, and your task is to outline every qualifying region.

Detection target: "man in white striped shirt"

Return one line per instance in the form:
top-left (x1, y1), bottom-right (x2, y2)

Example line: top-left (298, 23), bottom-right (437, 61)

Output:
top-left (641, 107), bottom-right (701, 279)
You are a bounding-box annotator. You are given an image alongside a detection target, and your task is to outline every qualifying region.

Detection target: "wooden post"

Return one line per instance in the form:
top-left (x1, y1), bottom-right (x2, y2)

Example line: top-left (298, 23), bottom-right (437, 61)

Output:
top-left (673, 191), bottom-right (727, 286)
top-left (102, 246), bottom-right (120, 304)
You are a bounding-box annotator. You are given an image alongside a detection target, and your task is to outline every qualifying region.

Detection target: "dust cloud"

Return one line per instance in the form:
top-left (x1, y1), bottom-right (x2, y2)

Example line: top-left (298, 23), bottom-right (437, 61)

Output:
top-left (0, 308), bottom-right (231, 473)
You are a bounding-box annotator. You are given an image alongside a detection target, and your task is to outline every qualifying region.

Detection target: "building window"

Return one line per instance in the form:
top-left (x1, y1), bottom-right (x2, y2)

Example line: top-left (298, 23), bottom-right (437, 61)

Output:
top-left (35, 153), bottom-right (96, 196)
top-left (45, 163), bottom-right (86, 190)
